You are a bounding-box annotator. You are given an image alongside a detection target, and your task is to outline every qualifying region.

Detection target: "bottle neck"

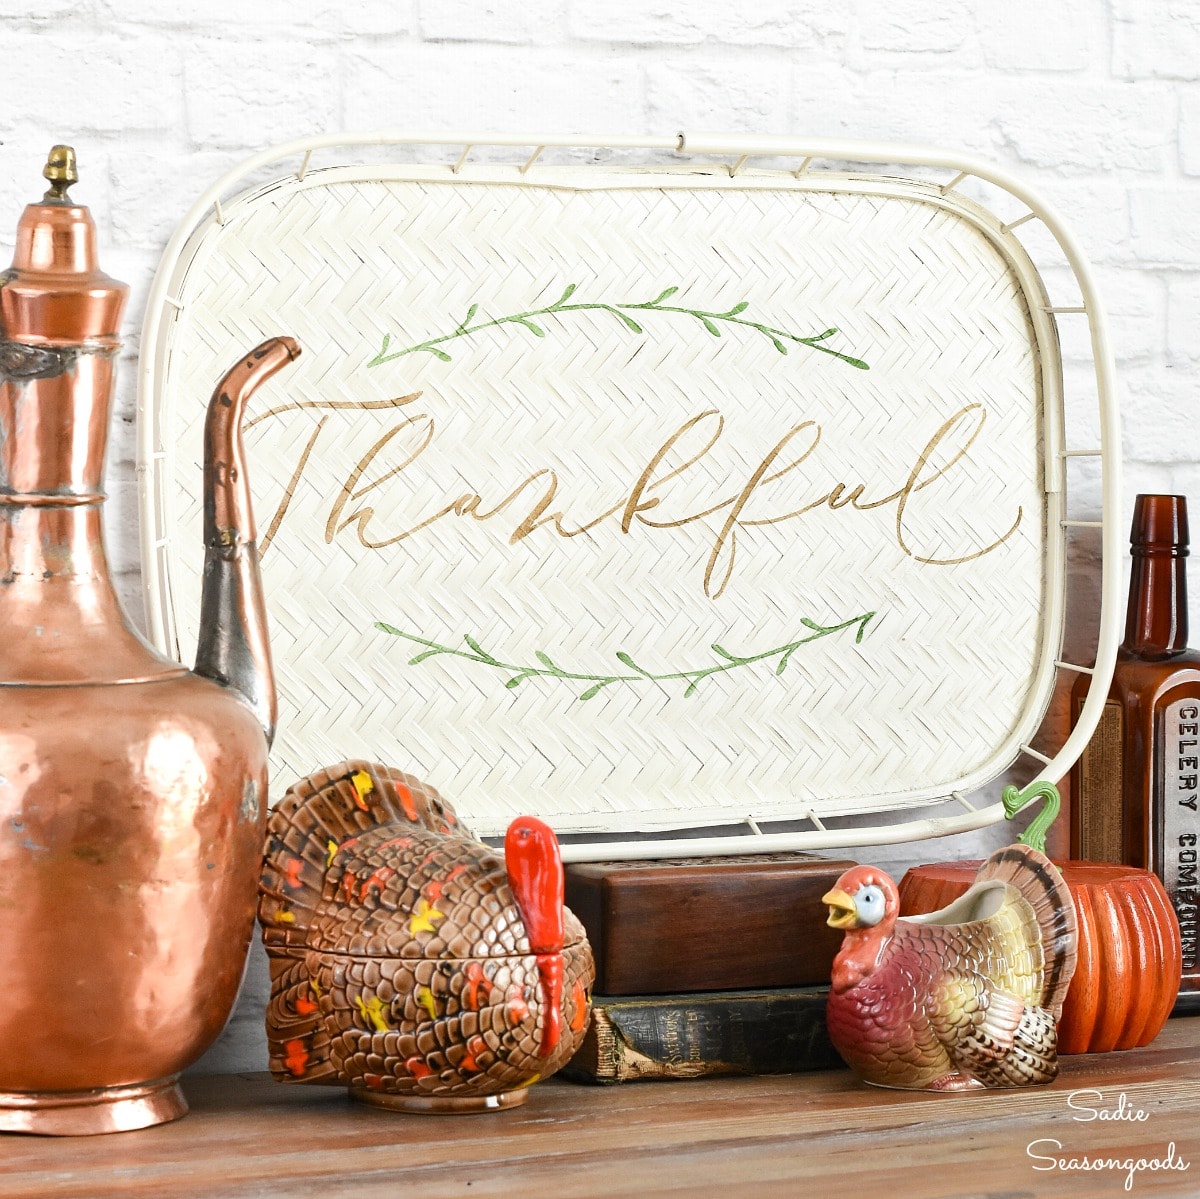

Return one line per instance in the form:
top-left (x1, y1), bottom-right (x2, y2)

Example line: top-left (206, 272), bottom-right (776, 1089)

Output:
top-left (0, 502), bottom-right (180, 685)
top-left (0, 347), bottom-right (118, 502)
top-left (1123, 546), bottom-right (1189, 659)
top-left (1, 499), bottom-right (110, 581)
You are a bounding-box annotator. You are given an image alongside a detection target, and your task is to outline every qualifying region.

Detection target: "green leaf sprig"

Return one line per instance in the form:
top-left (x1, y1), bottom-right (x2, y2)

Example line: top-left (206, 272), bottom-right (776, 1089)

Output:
top-left (368, 284), bottom-right (869, 370)
top-left (375, 611), bottom-right (876, 701)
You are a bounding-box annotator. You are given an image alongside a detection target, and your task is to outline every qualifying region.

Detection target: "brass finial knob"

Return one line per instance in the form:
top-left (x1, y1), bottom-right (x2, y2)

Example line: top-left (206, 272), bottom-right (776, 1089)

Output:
top-left (42, 145), bottom-right (79, 203)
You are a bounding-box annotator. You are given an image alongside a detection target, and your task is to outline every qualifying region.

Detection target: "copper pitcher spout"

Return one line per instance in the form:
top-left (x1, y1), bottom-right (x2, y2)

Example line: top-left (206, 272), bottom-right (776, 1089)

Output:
top-left (194, 337), bottom-right (301, 746)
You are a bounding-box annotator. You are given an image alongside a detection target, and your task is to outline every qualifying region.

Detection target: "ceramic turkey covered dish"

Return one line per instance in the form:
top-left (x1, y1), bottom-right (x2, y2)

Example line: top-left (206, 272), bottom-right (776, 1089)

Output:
top-left (258, 761), bottom-right (594, 1112)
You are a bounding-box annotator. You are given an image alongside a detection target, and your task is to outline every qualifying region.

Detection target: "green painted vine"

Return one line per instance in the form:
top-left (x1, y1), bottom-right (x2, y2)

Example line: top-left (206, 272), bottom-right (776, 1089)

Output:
top-left (368, 284), bottom-right (869, 370)
top-left (375, 611), bottom-right (876, 701)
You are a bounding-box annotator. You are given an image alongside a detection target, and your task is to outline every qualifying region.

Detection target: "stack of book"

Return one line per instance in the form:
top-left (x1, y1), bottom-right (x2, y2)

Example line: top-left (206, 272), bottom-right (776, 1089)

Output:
top-left (561, 853), bottom-right (853, 1083)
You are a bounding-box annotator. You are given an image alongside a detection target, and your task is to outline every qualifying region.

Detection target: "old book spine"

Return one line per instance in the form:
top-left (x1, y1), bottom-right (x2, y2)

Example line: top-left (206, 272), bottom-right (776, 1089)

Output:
top-left (561, 988), bottom-right (840, 1084)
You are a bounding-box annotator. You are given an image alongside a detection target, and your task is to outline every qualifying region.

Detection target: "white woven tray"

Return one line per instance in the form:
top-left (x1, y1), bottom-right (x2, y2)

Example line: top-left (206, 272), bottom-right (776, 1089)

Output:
top-left (138, 133), bottom-right (1122, 856)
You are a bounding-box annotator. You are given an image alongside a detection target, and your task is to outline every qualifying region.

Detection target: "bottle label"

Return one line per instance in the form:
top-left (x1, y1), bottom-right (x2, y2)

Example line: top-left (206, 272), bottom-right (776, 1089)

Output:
top-left (1077, 699), bottom-right (1125, 863)
top-left (1162, 700), bottom-right (1200, 974)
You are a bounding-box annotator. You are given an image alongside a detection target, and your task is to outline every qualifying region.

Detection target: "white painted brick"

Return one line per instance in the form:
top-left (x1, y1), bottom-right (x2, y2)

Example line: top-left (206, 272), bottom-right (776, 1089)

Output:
top-left (856, 0), bottom-right (977, 56)
top-left (1167, 274), bottom-right (1200, 362)
top-left (108, 145), bottom-right (234, 252)
top-left (789, 65), bottom-right (865, 139)
top-left (2, 30), bottom-right (185, 134)
top-left (1063, 453), bottom-right (1103, 522)
top-left (106, 415), bottom-right (139, 483)
top-left (1131, 187), bottom-right (1200, 269)
top-left (1005, 175), bottom-right (1131, 272)
top-left (92, 0), bottom-right (398, 35)
top-left (344, 44), bottom-right (647, 133)
top-left (647, 55), bottom-right (790, 133)
top-left (1120, 365), bottom-right (1200, 464)
top-left (1171, 461), bottom-right (1200, 499)
top-left (115, 569), bottom-right (151, 638)
top-left (1056, 266), bottom-right (1164, 365)
top-left (1061, 359), bottom-right (1104, 451)
top-left (183, 38), bottom-right (341, 151)
top-left (977, 0), bottom-right (1098, 72)
top-left (101, 248), bottom-right (160, 366)
top-left (333, 0), bottom-right (417, 36)
top-left (993, 83), bottom-right (1172, 174)
top-left (1124, 460), bottom-right (1192, 504)
top-left (102, 477), bottom-right (145, 579)
top-left (0, 0), bottom-right (90, 17)
top-left (791, 69), bottom-right (1005, 152)
top-left (1181, 91), bottom-right (1200, 177)
top-left (421, 0), bottom-right (566, 44)
top-left (570, 0), bottom-right (848, 50)
top-left (1113, 0), bottom-right (1200, 82)
top-left (1104, 273), bottom-right (1166, 364)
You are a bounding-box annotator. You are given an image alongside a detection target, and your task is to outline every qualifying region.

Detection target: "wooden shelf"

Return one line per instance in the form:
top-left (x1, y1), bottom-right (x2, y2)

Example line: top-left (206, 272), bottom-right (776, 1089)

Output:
top-left (5, 1019), bottom-right (1200, 1198)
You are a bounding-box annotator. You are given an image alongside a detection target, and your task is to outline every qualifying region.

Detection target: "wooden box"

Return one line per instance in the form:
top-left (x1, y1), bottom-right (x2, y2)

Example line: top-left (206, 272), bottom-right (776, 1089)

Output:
top-left (564, 853), bottom-right (855, 995)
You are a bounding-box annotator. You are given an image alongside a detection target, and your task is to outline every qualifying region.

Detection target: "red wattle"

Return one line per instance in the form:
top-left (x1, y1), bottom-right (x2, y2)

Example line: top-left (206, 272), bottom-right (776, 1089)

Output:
top-left (504, 816), bottom-right (565, 955)
top-left (535, 952), bottom-right (564, 1057)
top-left (505, 816), bottom-right (567, 1057)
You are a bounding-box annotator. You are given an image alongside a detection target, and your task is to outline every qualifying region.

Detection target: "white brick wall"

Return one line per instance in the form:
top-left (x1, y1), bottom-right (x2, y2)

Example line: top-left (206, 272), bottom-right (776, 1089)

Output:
top-left (1, 0), bottom-right (1198, 1075)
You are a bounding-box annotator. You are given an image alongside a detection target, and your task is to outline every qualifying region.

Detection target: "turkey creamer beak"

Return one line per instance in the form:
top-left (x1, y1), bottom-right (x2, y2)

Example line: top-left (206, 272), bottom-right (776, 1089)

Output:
top-left (823, 887), bottom-right (858, 929)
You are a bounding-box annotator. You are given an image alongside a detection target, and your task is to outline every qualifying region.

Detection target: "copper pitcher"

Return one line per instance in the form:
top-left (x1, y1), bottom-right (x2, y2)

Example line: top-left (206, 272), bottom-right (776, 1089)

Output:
top-left (0, 148), bottom-right (300, 1135)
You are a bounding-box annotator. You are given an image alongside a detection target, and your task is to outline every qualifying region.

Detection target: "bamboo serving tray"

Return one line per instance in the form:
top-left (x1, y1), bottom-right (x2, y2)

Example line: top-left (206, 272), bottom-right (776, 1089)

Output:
top-left (138, 133), bottom-right (1122, 856)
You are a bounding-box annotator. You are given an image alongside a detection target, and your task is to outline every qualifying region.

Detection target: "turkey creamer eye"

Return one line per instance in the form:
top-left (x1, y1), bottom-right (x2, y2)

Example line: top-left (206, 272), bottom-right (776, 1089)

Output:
top-left (855, 885), bottom-right (886, 926)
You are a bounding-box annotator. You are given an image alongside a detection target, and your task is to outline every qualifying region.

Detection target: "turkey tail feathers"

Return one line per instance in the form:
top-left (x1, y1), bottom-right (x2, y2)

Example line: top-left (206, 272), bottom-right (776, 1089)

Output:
top-left (258, 760), bottom-right (468, 951)
top-left (262, 955), bottom-right (339, 1086)
top-left (974, 845), bottom-right (1078, 1018)
top-left (257, 761), bottom-right (471, 1087)
top-left (976, 1006), bottom-right (1061, 1088)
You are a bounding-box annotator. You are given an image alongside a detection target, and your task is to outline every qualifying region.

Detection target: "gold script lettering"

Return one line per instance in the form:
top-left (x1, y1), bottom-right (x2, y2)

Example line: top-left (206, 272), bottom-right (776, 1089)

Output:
top-left (247, 395), bottom-right (1021, 597)
top-left (894, 404), bottom-right (1023, 565)
top-left (707, 421), bottom-right (822, 598)
top-left (327, 415), bottom-right (436, 547)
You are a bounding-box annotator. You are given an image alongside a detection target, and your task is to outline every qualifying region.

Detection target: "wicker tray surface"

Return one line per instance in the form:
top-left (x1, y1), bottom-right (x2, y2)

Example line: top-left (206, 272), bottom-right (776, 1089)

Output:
top-left (146, 162), bottom-right (1060, 838)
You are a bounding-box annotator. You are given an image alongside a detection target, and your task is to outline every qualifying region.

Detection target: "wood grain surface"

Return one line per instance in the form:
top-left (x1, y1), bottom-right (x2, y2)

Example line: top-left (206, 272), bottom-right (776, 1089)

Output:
top-left (564, 854), bottom-right (854, 993)
top-left (5, 1019), bottom-right (1200, 1198)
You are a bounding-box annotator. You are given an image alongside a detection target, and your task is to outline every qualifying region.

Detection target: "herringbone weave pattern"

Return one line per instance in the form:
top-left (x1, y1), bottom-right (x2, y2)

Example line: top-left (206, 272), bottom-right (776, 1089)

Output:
top-left (151, 167), bottom-right (1054, 837)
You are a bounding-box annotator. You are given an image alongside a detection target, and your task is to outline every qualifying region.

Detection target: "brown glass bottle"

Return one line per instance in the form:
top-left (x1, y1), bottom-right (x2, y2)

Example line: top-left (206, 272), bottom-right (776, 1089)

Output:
top-left (1071, 494), bottom-right (1200, 1001)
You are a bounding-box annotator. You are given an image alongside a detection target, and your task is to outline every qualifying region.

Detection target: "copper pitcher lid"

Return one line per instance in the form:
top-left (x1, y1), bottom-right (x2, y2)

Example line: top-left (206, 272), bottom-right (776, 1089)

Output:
top-left (0, 145), bottom-right (128, 345)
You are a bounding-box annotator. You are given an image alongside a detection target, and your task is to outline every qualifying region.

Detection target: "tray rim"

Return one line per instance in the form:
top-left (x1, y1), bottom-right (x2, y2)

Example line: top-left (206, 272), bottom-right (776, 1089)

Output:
top-left (135, 131), bottom-right (1123, 860)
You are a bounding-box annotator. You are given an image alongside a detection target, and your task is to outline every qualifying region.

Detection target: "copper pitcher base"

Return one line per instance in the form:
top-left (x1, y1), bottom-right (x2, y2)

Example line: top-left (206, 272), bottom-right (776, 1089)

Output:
top-left (350, 1087), bottom-right (528, 1115)
top-left (0, 1075), bottom-right (187, 1136)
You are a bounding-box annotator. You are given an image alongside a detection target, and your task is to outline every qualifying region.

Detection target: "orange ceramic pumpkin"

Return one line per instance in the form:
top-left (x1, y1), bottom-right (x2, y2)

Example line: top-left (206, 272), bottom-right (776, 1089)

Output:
top-left (898, 859), bottom-right (1182, 1054)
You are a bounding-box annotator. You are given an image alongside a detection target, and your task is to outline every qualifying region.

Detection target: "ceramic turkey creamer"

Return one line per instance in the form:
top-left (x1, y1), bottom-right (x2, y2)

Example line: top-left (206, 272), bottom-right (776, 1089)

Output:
top-left (258, 761), bottom-right (595, 1112)
top-left (823, 843), bottom-right (1077, 1091)
top-left (0, 148), bottom-right (300, 1135)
